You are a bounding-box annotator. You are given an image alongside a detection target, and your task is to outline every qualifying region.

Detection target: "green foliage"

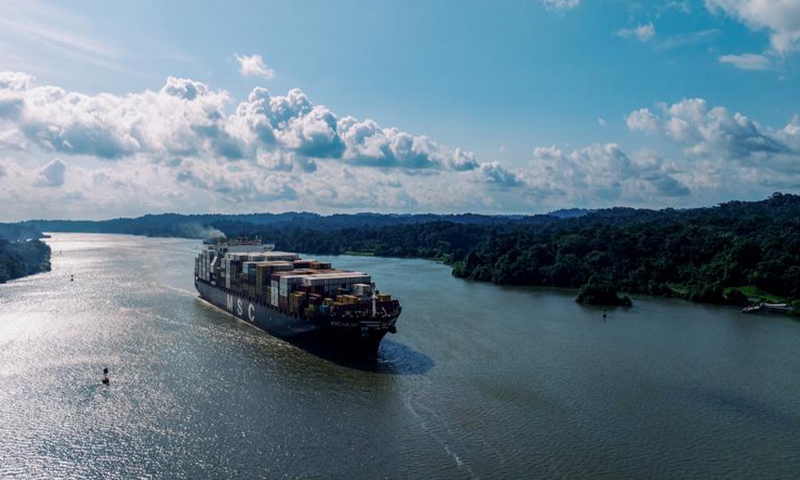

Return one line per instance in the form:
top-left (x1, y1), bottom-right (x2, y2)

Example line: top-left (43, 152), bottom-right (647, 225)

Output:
top-left (231, 192), bottom-right (798, 305)
top-left (16, 193), bottom-right (800, 305)
top-left (0, 222), bottom-right (45, 242)
top-left (443, 193), bottom-right (800, 304)
top-left (724, 289), bottom-right (750, 307)
top-left (133, 193), bottom-right (800, 304)
top-left (0, 223), bottom-right (51, 283)
top-left (575, 277), bottom-right (632, 306)
top-left (0, 239), bottom-right (51, 283)
top-left (235, 193), bottom-right (798, 304)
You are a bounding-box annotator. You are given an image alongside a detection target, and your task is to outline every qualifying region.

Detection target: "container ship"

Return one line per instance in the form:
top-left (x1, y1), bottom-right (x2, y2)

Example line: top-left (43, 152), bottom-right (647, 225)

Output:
top-left (194, 239), bottom-right (401, 355)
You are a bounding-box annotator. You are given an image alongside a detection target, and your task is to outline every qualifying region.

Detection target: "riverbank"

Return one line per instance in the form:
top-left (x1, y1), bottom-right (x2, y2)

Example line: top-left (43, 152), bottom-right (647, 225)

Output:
top-left (0, 239), bottom-right (51, 284)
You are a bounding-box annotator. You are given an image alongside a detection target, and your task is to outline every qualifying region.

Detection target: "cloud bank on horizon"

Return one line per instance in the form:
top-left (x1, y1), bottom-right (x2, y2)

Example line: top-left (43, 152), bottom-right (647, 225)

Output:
top-left (2, 70), bottom-right (798, 220)
top-left (0, 0), bottom-right (798, 220)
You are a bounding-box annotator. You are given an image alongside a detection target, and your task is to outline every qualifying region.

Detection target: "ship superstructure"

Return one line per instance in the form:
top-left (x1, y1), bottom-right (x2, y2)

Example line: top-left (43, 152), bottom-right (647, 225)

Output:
top-left (194, 239), bottom-right (401, 354)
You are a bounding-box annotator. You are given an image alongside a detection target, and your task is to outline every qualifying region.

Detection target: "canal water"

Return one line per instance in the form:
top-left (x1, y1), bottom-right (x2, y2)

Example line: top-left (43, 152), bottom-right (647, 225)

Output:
top-left (1, 233), bottom-right (798, 478)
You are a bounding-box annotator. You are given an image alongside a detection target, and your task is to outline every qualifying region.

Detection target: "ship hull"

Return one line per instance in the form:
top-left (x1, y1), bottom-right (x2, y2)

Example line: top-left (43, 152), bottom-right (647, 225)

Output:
top-left (195, 280), bottom-right (396, 355)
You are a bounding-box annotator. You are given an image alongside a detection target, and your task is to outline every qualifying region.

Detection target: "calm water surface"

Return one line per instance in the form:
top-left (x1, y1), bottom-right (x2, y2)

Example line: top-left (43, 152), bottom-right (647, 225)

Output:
top-left (1, 233), bottom-right (799, 478)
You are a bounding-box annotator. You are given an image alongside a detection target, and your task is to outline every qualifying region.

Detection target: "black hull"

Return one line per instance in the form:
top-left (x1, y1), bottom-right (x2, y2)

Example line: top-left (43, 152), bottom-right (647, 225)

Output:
top-left (195, 280), bottom-right (396, 355)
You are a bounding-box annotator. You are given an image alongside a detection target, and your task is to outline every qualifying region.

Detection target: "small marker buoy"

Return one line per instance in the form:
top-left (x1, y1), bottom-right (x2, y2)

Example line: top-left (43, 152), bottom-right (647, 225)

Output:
top-left (603, 308), bottom-right (607, 320)
top-left (102, 367), bottom-right (109, 385)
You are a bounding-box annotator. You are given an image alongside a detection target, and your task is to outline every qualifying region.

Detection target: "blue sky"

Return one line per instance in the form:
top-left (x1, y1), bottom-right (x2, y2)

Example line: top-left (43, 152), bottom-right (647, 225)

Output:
top-left (0, 0), bottom-right (799, 220)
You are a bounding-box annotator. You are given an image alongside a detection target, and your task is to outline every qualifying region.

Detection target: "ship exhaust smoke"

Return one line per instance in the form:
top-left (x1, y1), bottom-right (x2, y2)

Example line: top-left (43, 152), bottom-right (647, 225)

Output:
top-left (176, 223), bottom-right (226, 240)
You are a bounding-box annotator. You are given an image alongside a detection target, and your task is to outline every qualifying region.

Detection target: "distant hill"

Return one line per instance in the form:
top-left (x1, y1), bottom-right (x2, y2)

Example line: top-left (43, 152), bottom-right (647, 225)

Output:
top-left (24, 211), bottom-right (550, 238)
top-left (546, 208), bottom-right (595, 219)
top-left (15, 193), bottom-right (800, 307)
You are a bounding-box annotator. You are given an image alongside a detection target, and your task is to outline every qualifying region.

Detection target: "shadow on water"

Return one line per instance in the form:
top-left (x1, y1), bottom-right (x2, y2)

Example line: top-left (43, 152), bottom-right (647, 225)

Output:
top-left (193, 298), bottom-right (434, 375)
top-left (286, 335), bottom-right (435, 375)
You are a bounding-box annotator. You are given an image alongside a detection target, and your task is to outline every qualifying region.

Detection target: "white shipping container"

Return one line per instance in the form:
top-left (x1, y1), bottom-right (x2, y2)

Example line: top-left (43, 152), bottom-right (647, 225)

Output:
top-left (270, 280), bottom-right (279, 307)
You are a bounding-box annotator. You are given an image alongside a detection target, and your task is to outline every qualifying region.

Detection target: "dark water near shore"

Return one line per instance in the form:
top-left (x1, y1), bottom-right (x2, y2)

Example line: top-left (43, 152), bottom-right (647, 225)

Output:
top-left (1, 233), bottom-right (799, 478)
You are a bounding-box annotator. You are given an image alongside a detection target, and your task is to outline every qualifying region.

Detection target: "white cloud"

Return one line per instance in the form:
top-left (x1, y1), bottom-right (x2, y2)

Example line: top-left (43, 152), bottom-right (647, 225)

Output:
top-left (706, 0), bottom-right (800, 54)
top-left (527, 143), bottom-right (691, 205)
top-left (235, 54), bottom-right (275, 80)
top-left (0, 73), bottom-right (240, 160)
top-left (0, 128), bottom-right (25, 150)
top-left (598, 117), bottom-right (608, 127)
top-left (626, 108), bottom-right (658, 132)
top-left (625, 98), bottom-right (800, 197)
top-left (616, 23), bottom-right (656, 42)
top-left (478, 161), bottom-right (526, 188)
top-left (0, 70), bottom-right (516, 218)
top-left (34, 157), bottom-right (66, 187)
top-left (627, 98), bottom-right (792, 160)
top-left (1, 71), bottom-right (798, 219)
top-left (0, 71), bottom-right (34, 90)
top-left (718, 53), bottom-right (772, 70)
top-left (0, 71), bottom-right (485, 174)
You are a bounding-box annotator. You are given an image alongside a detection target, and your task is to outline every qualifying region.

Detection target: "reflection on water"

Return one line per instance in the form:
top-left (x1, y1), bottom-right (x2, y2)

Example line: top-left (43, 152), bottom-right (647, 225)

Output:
top-left (0, 233), bottom-right (798, 478)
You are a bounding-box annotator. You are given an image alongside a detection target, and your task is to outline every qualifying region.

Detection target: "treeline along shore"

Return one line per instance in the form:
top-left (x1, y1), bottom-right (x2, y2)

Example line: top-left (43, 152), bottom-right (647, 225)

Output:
top-left (19, 193), bottom-right (800, 311)
top-left (0, 223), bottom-right (51, 283)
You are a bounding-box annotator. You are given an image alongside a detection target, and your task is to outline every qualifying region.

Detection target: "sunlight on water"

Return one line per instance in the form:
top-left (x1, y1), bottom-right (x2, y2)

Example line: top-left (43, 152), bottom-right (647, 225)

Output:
top-left (0, 233), bottom-right (798, 478)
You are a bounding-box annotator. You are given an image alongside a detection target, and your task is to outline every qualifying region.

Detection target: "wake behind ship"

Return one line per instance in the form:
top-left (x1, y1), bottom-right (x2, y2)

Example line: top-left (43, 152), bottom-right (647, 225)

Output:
top-left (194, 239), bottom-right (401, 355)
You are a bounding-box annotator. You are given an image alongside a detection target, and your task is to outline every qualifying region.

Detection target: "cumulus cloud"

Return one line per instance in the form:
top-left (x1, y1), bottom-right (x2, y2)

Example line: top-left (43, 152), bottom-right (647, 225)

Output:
top-left (176, 157), bottom-right (298, 203)
top-left (783, 115), bottom-right (800, 138)
top-left (0, 128), bottom-right (25, 150)
top-left (0, 71), bottom-right (34, 91)
top-left (235, 54), bottom-right (275, 80)
top-left (0, 74), bottom-right (237, 160)
top-left (0, 70), bottom-right (517, 217)
top-left (626, 108), bottom-right (658, 133)
top-left (0, 71), bottom-right (476, 174)
top-left (479, 161), bottom-right (526, 188)
top-left (231, 87), bottom-right (477, 171)
top-left (528, 143), bottom-right (691, 203)
top-left (718, 53), bottom-right (772, 70)
top-left (34, 158), bottom-right (67, 187)
top-left (616, 23), bottom-right (656, 42)
top-left (161, 76), bottom-right (210, 100)
top-left (1, 70), bottom-right (797, 218)
top-left (338, 117), bottom-right (443, 169)
top-left (705, 0), bottom-right (800, 55)
top-left (626, 98), bottom-right (792, 160)
top-left (625, 98), bottom-right (800, 196)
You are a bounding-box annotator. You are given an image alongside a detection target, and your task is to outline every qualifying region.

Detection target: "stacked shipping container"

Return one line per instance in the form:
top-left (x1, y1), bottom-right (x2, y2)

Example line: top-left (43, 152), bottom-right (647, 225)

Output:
top-left (194, 244), bottom-right (394, 318)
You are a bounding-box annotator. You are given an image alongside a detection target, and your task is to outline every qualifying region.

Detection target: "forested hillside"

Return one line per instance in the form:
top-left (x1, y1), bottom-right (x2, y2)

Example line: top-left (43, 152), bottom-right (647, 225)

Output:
top-left (238, 193), bottom-right (800, 305)
top-left (0, 224), bottom-right (51, 283)
top-left (17, 193), bottom-right (800, 305)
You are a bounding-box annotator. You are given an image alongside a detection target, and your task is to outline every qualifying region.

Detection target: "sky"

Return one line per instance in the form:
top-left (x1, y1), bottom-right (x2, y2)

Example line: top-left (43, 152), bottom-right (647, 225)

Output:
top-left (0, 0), bottom-right (799, 220)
